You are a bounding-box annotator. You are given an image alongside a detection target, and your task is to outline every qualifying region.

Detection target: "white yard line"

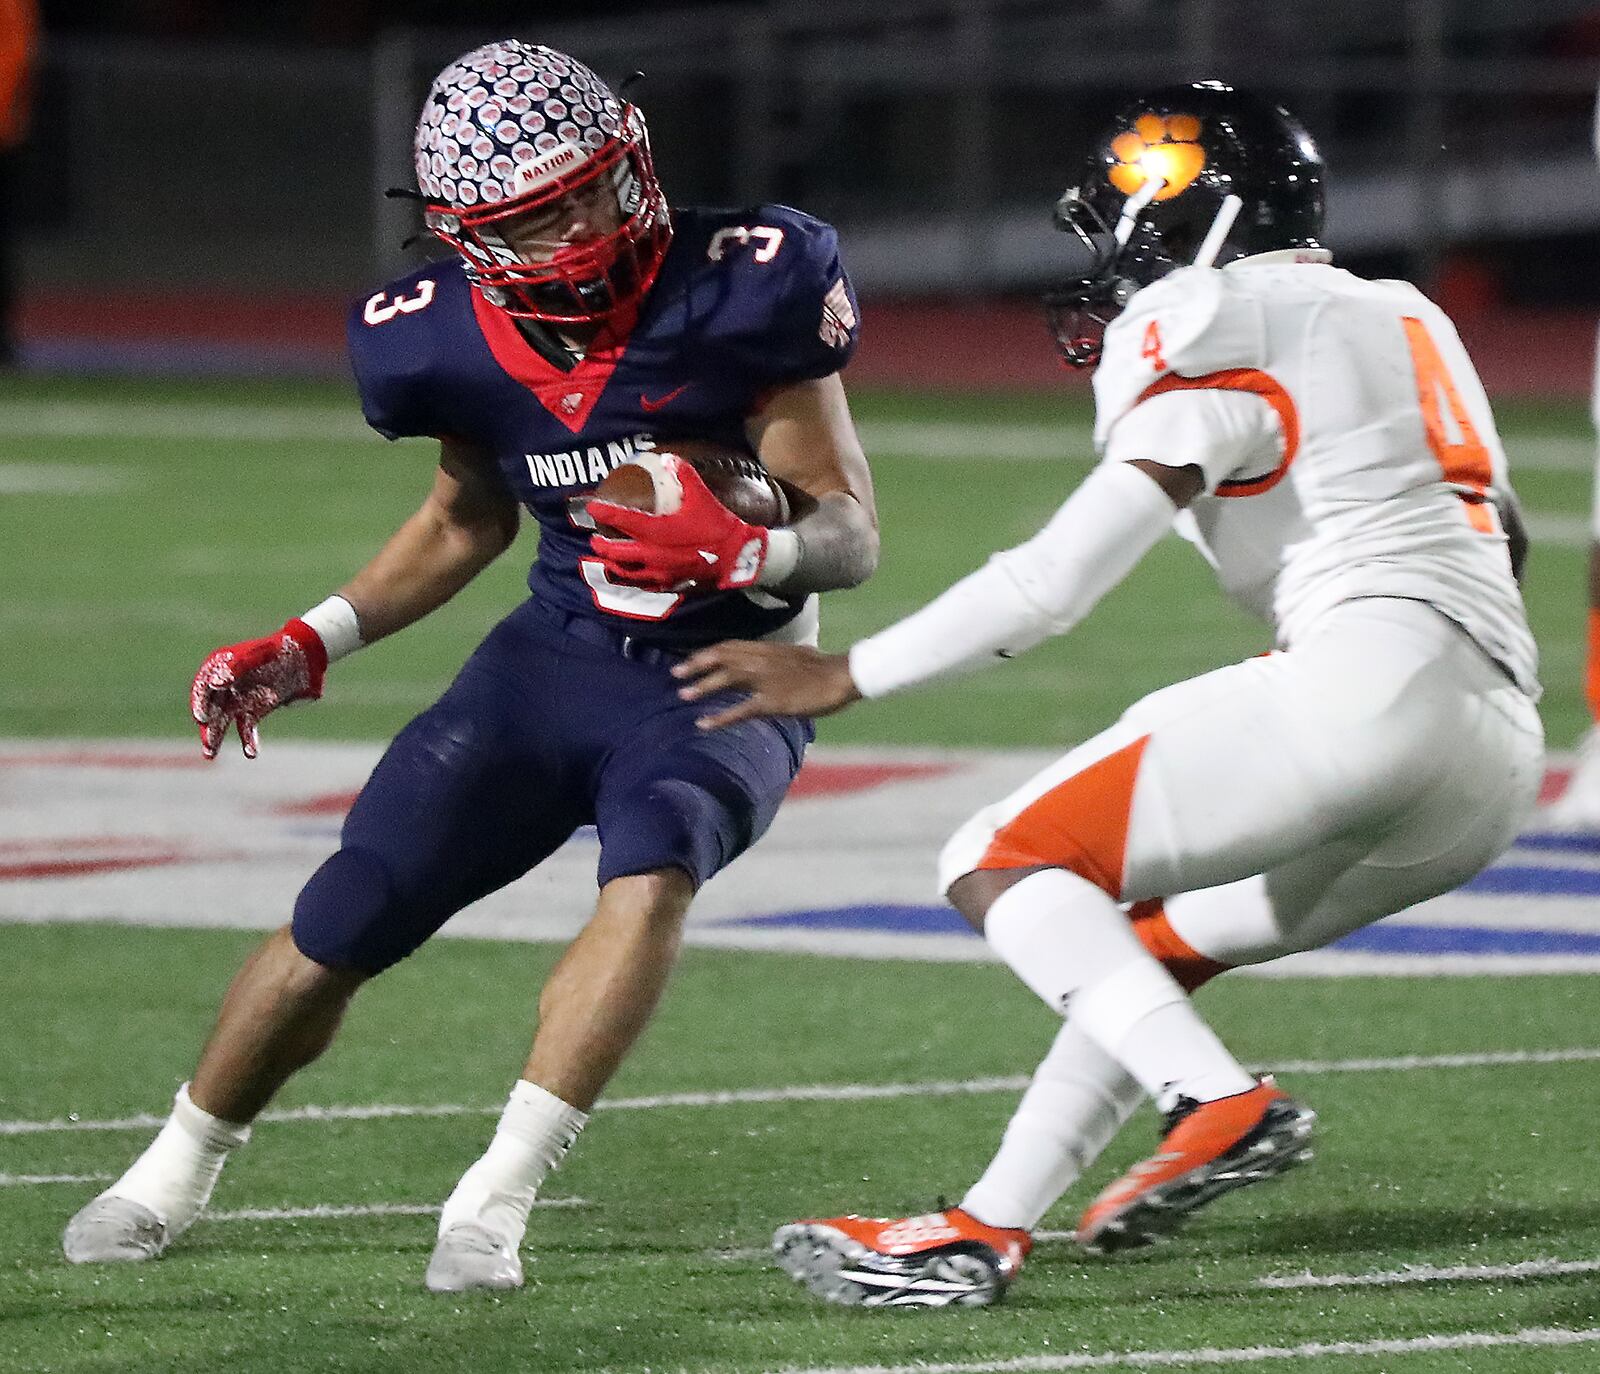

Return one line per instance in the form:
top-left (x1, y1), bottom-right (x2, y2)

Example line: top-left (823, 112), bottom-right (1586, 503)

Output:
top-left (198, 1198), bottom-right (585, 1223)
top-left (0, 463), bottom-right (133, 493)
top-left (2, 403), bottom-right (1586, 546)
top-left (724, 1242), bottom-right (1599, 1291)
top-left (2, 404), bottom-right (1588, 543)
top-left (1257, 1257), bottom-right (1600, 1290)
top-left (1263, 1046), bottom-right (1600, 1075)
top-left (4, 1047), bottom-right (1597, 1137)
top-left (777, 1327), bottom-right (1600, 1374)
top-left (0, 403), bottom-right (376, 445)
top-left (0, 1171), bottom-right (110, 1186)
top-left (857, 421), bottom-right (1093, 461)
top-left (1524, 511), bottom-right (1589, 547)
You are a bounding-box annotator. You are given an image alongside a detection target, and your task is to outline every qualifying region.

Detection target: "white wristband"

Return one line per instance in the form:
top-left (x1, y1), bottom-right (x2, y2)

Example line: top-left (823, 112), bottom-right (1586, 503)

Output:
top-left (756, 527), bottom-right (802, 587)
top-left (299, 595), bottom-right (364, 664)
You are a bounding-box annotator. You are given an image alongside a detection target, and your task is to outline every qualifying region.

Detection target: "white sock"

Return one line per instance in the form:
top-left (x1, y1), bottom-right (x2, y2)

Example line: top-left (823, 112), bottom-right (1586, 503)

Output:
top-left (106, 1083), bottom-right (250, 1235)
top-left (961, 1021), bottom-right (1143, 1231)
top-left (1073, 961), bottom-right (1256, 1110)
top-left (985, 870), bottom-right (1255, 1110)
top-left (437, 1080), bottom-right (588, 1247)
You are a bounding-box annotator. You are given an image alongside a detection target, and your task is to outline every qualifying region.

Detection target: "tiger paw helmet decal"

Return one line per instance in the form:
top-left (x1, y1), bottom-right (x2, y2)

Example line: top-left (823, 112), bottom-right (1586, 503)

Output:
top-left (1109, 114), bottom-right (1206, 200)
top-left (1044, 83), bottom-right (1325, 368)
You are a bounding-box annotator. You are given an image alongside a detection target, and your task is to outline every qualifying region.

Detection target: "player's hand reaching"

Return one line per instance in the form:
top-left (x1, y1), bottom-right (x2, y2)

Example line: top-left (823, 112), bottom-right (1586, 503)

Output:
top-left (190, 619), bottom-right (329, 760)
top-left (589, 458), bottom-right (769, 592)
top-left (673, 641), bottom-right (861, 729)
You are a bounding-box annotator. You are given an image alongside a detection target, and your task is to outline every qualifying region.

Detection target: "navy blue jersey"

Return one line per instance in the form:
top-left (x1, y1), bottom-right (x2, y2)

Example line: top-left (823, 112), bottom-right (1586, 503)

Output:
top-left (346, 204), bottom-right (860, 646)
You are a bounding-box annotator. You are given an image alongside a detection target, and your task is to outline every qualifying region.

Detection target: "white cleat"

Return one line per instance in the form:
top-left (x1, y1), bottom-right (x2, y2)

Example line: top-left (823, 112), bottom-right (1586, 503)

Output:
top-left (425, 1222), bottom-right (524, 1293)
top-left (62, 1196), bottom-right (170, 1263)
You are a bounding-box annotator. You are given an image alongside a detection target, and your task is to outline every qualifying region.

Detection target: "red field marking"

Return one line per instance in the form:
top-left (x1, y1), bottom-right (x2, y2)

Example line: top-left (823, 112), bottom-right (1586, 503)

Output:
top-left (0, 751), bottom-right (207, 770)
top-left (0, 853), bottom-right (190, 881)
top-left (1541, 767), bottom-right (1571, 804)
top-left (783, 760), bottom-right (956, 798)
top-left (0, 833), bottom-right (253, 881)
top-left (268, 761), bottom-right (958, 818)
top-left (271, 791), bottom-right (360, 816)
top-left (0, 836), bottom-right (183, 853)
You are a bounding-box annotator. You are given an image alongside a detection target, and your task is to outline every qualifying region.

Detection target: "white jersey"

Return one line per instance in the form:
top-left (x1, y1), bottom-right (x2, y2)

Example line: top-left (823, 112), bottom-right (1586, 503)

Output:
top-left (1093, 251), bottom-right (1540, 699)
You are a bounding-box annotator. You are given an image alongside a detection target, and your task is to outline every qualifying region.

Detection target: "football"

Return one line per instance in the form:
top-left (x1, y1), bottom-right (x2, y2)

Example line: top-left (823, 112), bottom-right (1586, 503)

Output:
top-left (582, 439), bottom-right (790, 535)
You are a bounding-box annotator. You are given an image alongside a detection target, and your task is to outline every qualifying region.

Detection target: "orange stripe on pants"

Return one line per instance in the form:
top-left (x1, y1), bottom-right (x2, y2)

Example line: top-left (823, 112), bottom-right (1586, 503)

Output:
top-left (1586, 607), bottom-right (1600, 723)
top-left (1129, 899), bottom-right (1229, 992)
top-left (976, 735), bottom-right (1149, 898)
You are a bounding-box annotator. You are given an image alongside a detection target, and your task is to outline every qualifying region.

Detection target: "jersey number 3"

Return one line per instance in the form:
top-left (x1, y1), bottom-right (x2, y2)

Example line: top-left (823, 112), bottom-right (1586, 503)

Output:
top-left (707, 226), bottom-right (785, 263)
top-left (579, 559), bottom-right (684, 621)
top-left (1401, 317), bottom-right (1496, 534)
top-left (363, 280), bottom-right (436, 326)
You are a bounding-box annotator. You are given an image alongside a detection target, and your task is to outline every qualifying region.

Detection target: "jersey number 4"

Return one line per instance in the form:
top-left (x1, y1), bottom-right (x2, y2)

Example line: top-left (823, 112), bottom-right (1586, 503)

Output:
top-left (1140, 320), bottom-right (1167, 371)
top-left (1401, 317), bottom-right (1497, 535)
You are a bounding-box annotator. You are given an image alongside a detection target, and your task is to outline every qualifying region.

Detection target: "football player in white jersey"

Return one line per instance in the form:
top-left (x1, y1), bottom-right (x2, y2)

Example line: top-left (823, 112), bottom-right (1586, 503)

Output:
top-left (675, 81), bottom-right (1544, 1308)
top-left (1537, 84), bottom-right (1600, 828)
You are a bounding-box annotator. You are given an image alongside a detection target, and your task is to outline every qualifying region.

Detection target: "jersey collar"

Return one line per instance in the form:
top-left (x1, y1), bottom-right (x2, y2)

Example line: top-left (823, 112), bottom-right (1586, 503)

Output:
top-left (470, 286), bottom-right (640, 435)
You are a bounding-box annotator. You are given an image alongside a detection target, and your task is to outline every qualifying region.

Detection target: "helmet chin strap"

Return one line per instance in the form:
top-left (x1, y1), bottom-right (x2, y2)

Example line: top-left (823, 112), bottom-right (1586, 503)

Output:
top-left (1191, 194), bottom-right (1244, 268)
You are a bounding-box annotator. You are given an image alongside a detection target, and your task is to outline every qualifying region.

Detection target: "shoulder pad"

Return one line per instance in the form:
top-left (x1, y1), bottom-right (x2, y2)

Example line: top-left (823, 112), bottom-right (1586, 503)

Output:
top-left (690, 203), bottom-right (858, 381)
top-left (705, 201), bottom-right (839, 250)
top-left (346, 262), bottom-right (464, 441)
top-left (1093, 267), bottom-right (1265, 449)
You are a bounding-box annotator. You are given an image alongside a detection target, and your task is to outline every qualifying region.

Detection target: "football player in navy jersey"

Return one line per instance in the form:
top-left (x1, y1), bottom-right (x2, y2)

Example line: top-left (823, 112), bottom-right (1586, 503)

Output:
top-left (64, 39), bottom-right (878, 1293)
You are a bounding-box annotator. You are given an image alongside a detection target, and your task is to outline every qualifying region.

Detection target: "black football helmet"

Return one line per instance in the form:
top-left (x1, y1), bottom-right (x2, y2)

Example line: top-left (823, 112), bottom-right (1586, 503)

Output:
top-left (1044, 81), bottom-right (1325, 367)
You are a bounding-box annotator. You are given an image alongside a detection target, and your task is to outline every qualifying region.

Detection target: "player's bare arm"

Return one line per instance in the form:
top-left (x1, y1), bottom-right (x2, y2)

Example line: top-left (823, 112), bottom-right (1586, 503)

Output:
top-left (190, 437), bottom-right (518, 760)
top-left (675, 457), bottom-right (1196, 730)
top-left (339, 437), bottom-right (519, 642)
top-left (745, 372), bottom-right (879, 592)
top-left (674, 641), bottom-right (863, 723)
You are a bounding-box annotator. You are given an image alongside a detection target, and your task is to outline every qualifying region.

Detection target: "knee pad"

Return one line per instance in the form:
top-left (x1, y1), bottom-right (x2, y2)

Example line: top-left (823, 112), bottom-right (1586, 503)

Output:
top-left (291, 845), bottom-right (424, 975)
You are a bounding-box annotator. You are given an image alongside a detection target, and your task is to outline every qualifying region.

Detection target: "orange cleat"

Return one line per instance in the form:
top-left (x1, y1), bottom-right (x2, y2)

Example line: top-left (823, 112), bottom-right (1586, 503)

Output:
top-left (1076, 1078), bottom-right (1315, 1255)
top-left (773, 1206), bottom-right (1031, 1308)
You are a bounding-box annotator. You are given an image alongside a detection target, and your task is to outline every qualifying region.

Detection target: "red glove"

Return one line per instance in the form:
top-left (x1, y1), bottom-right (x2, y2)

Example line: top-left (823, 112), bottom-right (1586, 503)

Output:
top-left (190, 619), bottom-right (328, 760)
top-left (588, 457), bottom-right (768, 593)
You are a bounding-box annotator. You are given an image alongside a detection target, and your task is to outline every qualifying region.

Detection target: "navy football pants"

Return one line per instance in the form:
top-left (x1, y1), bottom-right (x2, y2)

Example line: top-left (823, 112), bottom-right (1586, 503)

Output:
top-left (291, 599), bottom-right (810, 973)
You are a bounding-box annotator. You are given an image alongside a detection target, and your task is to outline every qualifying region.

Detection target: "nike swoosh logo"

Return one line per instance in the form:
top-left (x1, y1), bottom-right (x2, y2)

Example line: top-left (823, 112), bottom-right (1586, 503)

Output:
top-left (640, 384), bottom-right (692, 413)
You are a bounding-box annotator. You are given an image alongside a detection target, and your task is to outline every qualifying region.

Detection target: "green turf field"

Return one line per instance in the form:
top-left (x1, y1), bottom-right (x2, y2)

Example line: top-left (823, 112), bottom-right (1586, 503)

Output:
top-left (2, 926), bottom-right (1598, 1374)
top-left (2, 376), bottom-right (1598, 1371)
top-left (0, 373), bottom-right (1591, 747)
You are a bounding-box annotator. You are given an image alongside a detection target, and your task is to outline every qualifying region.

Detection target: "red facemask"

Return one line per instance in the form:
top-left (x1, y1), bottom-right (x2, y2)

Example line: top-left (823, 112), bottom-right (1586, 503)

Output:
top-left (425, 106), bottom-right (672, 327)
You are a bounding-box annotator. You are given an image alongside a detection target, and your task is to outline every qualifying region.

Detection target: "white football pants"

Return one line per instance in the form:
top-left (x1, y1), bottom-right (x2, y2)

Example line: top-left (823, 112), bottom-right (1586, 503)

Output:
top-left (939, 596), bottom-right (1543, 967)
